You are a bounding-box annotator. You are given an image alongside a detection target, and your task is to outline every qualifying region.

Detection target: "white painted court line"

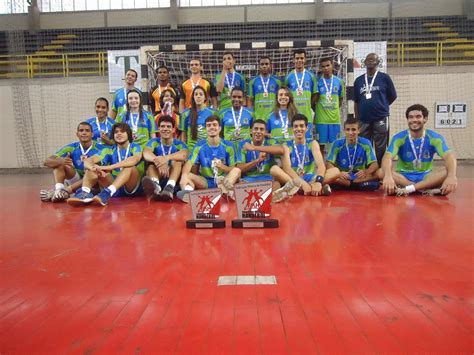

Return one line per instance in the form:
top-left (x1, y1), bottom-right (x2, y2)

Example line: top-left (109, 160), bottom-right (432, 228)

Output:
top-left (217, 275), bottom-right (277, 286)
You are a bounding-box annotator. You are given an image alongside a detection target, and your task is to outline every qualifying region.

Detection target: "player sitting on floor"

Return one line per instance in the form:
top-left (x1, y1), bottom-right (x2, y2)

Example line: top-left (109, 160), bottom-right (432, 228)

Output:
top-left (272, 114), bottom-right (339, 197)
top-left (67, 123), bottom-right (144, 206)
top-left (378, 104), bottom-right (457, 196)
top-left (236, 119), bottom-right (299, 203)
top-left (177, 115), bottom-right (240, 203)
top-left (40, 122), bottom-right (103, 202)
top-left (142, 115), bottom-right (188, 202)
top-left (325, 116), bottom-right (379, 191)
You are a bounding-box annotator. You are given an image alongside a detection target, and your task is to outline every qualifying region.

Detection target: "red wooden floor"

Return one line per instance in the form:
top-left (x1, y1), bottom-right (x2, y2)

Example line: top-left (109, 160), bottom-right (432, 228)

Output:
top-left (0, 172), bottom-right (473, 354)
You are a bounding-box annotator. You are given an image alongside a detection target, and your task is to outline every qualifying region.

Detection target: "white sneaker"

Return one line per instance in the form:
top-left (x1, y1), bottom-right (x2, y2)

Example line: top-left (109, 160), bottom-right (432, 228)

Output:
top-left (422, 188), bottom-right (443, 196)
top-left (395, 187), bottom-right (410, 197)
top-left (40, 189), bottom-right (54, 202)
top-left (51, 188), bottom-right (70, 202)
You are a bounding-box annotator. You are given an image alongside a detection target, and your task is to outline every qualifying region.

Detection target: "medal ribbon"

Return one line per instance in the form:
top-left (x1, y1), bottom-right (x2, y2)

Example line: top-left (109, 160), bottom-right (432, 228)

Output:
top-left (232, 107), bottom-right (243, 132)
top-left (294, 69), bottom-right (306, 92)
top-left (260, 75), bottom-right (270, 95)
top-left (293, 142), bottom-right (306, 172)
top-left (364, 70), bottom-right (379, 96)
top-left (345, 138), bottom-right (359, 171)
top-left (323, 76), bottom-right (334, 100)
top-left (95, 117), bottom-right (108, 134)
top-left (225, 72), bottom-right (235, 92)
top-left (408, 130), bottom-right (425, 168)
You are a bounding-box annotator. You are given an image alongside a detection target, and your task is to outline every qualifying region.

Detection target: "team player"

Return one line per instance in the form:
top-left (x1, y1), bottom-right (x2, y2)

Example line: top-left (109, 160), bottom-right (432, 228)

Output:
top-left (110, 69), bottom-right (141, 119)
top-left (236, 119), bottom-right (300, 203)
top-left (354, 53), bottom-right (397, 164)
top-left (149, 65), bottom-right (180, 115)
top-left (67, 123), bottom-right (144, 206)
top-left (314, 57), bottom-right (345, 151)
top-left (275, 114), bottom-right (339, 196)
top-left (266, 87), bottom-right (297, 145)
top-left (247, 56), bottom-right (281, 121)
top-left (219, 87), bottom-right (254, 147)
top-left (180, 85), bottom-right (218, 151)
top-left (179, 58), bottom-right (218, 111)
top-left (379, 104), bottom-right (457, 196)
top-left (116, 89), bottom-right (157, 149)
top-left (40, 122), bottom-right (103, 202)
top-left (142, 115), bottom-right (188, 201)
top-left (178, 115), bottom-right (240, 203)
top-left (326, 117), bottom-right (379, 190)
top-left (215, 52), bottom-right (246, 111)
top-left (85, 97), bottom-right (115, 145)
top-left (284, 49), bottom-right (317, 138)
top-left (237, 119), bottom-right (283, 184)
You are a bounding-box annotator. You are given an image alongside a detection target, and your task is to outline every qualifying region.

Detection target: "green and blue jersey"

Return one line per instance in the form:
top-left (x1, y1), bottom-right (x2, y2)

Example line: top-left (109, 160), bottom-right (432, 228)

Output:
top-left (98, 142), bottom-right (144, 178)
top-left (286, 140), bottom-right (315, 175)
top-left (146, 137), bottom-right (187, 167)
top-left (219, 107), bottom-right (254, 146)
top-left (116, 111), bottom-right (157, 149)
top-left (315, 75), bottom-right (345, 125)
top-left (248, 75), bottom-right (281, 121)
top-left (54, 141), bottom-right (104, 177)
top-left (284, 69), bottom-right (317, 124)
top-left (85, 116), bottom-right (116, 144)
top-left (189, 139), bottom-right (236, 180)
top-left (111, 87), bottom-right (143, 117)
top-left (179, 107), bottom-right (217, 151)
top-left (237, 139), bottom-right (274, 180)
top-left (327, 137), bottom-right (376, 171)
top-left (387, 129), bottom-right (449, 173)
top-left (214, 71), bottom-right (246, 110)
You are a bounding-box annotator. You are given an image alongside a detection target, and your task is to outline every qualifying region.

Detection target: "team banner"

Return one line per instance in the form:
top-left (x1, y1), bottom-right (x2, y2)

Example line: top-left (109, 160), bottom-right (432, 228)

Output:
top-left (107, 50), bottom-right (141, 93)
top-left (354, 42), bottom-right (387, 78)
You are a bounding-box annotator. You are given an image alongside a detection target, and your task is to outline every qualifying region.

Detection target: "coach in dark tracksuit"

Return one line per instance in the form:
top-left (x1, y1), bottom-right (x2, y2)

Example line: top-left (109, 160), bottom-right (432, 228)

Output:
top-left (354, 53), bottom-right (397, 165)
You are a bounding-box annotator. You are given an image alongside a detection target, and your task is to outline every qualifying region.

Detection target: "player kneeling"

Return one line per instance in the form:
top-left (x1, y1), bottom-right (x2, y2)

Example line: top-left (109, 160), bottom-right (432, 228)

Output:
top-left (325, 116), bottom-right (380, 191)
top-left (378, 104), bottom-right (457, 196)
top-left (67, 123), bottom-right (144, 206)
top-left (177, 115), bottom-right (240, 202)
top-left (142, 115), bottom-right (188, 201)
top-left (270, 114), bottom-right (339, 200)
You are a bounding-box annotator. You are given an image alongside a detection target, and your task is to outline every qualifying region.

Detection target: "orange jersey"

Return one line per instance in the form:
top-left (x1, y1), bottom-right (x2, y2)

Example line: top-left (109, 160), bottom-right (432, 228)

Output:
top-left (180, 78), bottom-right (217, 109)
top-left (149, 83), bottom-right (179, 114)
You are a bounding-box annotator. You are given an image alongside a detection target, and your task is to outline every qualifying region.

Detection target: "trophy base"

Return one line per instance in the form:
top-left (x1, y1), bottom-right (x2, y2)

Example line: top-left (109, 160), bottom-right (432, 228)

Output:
top-left (231, 218), bottom-right (279, 229)
top-left (186, 219), bottom-right (226, 229)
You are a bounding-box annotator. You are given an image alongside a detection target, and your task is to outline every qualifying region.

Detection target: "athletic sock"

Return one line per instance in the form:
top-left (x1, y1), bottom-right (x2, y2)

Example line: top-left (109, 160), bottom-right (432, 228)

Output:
top-left (82, 186), bottom-right (91, 193)
top-left (184, 185), bottom-right (194, 192)
top-left (107, 185), bottom-right (117, 196)
top-left (55, 183), bottom-right (65, 190)
top-left (405, 184), bottom-right (416, 194)
top-left (151, 177), bottom-right (160, 184)
top-left (167, 179), bottom-right (176, 187)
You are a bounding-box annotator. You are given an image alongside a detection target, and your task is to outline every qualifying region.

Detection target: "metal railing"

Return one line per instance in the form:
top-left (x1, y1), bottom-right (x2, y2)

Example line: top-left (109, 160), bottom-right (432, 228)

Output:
top-left (1, 40), bottom-right (473, 79)
top-left (387, 40), bottom-right (474, 66)
top-left (0, 52), bottom-right (107, 79)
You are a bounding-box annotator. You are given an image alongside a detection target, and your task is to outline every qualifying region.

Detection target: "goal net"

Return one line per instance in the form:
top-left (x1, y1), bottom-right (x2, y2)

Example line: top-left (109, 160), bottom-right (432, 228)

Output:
top-left (140, 41), bottom-right (355, 120)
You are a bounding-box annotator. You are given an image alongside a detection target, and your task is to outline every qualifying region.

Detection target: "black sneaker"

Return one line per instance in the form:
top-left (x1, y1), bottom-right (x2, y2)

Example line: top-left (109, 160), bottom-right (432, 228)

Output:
top-left (159, 184), bottom-right (174, 202)
top-left (142, 176), bottom-right (161, 200)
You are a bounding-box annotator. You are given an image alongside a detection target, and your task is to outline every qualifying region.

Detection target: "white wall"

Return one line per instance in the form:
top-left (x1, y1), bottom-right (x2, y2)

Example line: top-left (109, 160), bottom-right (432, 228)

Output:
top-left (1, 66), bottom-right (473, 168)
top-left (0, 0), bottom-right (466, 31)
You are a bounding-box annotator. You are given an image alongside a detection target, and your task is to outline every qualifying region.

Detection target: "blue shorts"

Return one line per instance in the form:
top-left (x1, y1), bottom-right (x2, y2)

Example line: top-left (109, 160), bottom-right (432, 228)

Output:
top-left (400, 170), bottom-right (431, 184)
top-left (241, 175), bottom-right (272, 183)
top-left (205, 177), bottom-right (218, 189)
top-left (114, 180), bottom-right (143, 197)
top-left (316, 124), bottom-right (341, 144)
top-left (301, 173), bottom-right (316, 183)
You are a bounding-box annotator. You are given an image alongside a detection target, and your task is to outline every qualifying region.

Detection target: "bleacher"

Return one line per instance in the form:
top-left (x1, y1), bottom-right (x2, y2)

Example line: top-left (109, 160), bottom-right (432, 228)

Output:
top-left (1, 16), bottom-right (473, 55)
